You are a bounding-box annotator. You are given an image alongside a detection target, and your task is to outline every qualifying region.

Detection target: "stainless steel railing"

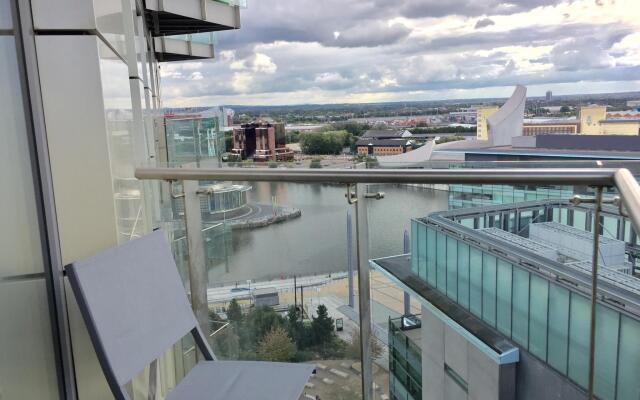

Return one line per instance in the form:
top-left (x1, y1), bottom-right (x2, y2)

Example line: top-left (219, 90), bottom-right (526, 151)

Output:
top-left (135, 166), bottom-right (640, 400)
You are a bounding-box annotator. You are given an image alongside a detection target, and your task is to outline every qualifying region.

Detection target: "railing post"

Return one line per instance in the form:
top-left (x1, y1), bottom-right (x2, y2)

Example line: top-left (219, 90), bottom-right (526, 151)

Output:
top-left (355, 180), bottom-right (374, 400)
top-left (183, 180), bottom-right (210, 360)
top-left (587, 186), bottom-right (603, 400)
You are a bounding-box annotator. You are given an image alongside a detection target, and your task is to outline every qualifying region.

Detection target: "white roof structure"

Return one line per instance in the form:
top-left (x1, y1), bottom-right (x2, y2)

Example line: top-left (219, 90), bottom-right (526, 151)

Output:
top-left (487, 85), bottom-right (526, 146)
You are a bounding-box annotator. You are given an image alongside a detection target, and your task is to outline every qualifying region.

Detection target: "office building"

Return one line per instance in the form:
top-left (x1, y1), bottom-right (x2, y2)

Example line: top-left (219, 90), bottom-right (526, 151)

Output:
top-left (546, 90), bottom-right (552, 101)
top-left (232, 121), bottom-right (294, 161)
top-left (373, 199), bottom-right (640, 400)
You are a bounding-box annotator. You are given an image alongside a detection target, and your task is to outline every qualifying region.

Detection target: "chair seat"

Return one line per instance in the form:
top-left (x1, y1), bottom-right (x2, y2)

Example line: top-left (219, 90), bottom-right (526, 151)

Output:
top-left (167, 360), bottom-right (315, 400)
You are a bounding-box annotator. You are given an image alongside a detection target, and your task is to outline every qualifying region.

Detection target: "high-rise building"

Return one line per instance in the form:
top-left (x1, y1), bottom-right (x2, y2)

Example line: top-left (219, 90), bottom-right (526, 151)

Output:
top-left (546, 90), bottom-right (553, 101)
top-left (0, 0), bottom-right (243, 398)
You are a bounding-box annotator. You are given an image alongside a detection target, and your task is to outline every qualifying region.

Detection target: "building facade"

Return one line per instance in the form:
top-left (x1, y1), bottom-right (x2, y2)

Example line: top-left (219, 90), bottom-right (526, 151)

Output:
top-left (357, 139), bottom-right (413, 156)
top-left (373, 199), bottom-right (640, 400)
top-left (0, 0), bottom-right (243, 399)
top-left (475, 106), bottom-right (499, 141)
top-left (232, 121), bottom-right (293, 161)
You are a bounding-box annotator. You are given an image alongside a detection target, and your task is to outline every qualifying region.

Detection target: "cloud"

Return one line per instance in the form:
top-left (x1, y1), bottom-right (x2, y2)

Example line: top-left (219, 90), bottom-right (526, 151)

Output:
top-left (475, 18), bottom-right (495, 29)
top-left (332, 22), bottom-right (411, 47)
top-left (159, 0), bottom-right (640, 106)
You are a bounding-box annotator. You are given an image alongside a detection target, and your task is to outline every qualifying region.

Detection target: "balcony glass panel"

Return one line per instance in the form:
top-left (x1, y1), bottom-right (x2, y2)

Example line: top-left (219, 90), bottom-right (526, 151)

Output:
top-left (547, 284), bottom-right (570, 374)
top-left (616, 315), bottom-right (640, 400)
top-left (529, 275), bottom-right (549, 360)
top-left (436, 231), bottom-right (446, 290)
top-left (446, 236), bottom-right (458, 300)
top-left (496, 260), bottom-right (512, 336)
top-left (457, 242), bottom-right (470, 310)
top-left (594, 305), bottom-right (619, 400)
top-left (469, 247), bottom-right (483, 318)
top-left (511, 267), bottom-right (530, 347)
top-left (426, 226), bottom-right (436, 286)
top-left (568, 293), bottom-right (590, 387)
top-left (482, 254), bottom-right (497, 326)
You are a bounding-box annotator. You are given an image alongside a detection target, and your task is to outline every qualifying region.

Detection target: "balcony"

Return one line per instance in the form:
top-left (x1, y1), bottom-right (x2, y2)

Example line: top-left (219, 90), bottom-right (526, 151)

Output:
top-left (155, 32), bottom-right (216, 61)
top-left (145, 0), bottom-right (242, 37)
top-left (131, 161), bottom-right (640, 400)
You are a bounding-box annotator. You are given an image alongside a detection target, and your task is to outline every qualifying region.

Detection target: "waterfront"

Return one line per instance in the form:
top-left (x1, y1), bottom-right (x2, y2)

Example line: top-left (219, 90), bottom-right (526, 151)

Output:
top-left (207, 182), bottom-right (449, 284)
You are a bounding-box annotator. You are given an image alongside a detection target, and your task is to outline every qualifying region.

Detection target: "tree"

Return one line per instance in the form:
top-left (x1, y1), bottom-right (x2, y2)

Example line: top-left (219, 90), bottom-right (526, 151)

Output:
top-left (246, 305), bottom-right (285, 345)
top-left (299, 131), bottom-right (350, 155)
top-left (560, 105), bottom-right (571, 113)
top-left (311, 304), bottom-right (334, 345)
top-left (345, 328), bottom-right (384, 361)
top-left (257, 326), bottom-right (296, 362)
top-left (227, 298), bottom-right (243, 323)
top-left (212, 323), bottom-right (240, 359)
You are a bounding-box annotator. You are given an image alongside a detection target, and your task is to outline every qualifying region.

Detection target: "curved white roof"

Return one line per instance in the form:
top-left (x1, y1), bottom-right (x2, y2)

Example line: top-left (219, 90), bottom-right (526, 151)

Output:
top-left (377, 140), bottom-right (435, 167)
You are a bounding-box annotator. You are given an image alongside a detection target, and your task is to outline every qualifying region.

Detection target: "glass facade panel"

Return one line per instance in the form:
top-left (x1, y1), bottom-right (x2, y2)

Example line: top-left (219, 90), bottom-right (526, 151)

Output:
top-left (496, 260), bottom-right (512, 336)
top-left (547, 284), bottom-right (570, 374)
top-left (602, 216), bottom-right (618, 239)
top-left (436, 231), bottom-right (446, 291)
top-left (457, 242), bottom-right (470, 310)
top-left (594, 305), bottom-right (619, 400)
top-left (512, 267), bottom-right (530, 347)
top-left (573, 210), bottom-right (587, 231)
top-left (446, 236), bottom-right (458, 300)
top-left (616, 316), bottom-right (640, 400)
top-left (411, 221), bottom-right (418, 276)
top-left (418, 224), bottom-right (427, 280)
top-left (426, 226), bottom-right (436, 286)
top-left (469, 248), bottom-right (483, 318)
top-left (0, 35), bottom-right (59, 399)
top-left (568, 294), bottom-right (590, 387)
top-left (529, 275), bottom-right (549, 360)
top-left (482, 254), bottom-right (497, 326)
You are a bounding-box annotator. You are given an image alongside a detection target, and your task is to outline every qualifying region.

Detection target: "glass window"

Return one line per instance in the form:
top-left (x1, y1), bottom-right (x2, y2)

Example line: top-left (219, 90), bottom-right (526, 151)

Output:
top-left (482, 254), bottom-right (497, 327)
top-left (547, 284), bottom-right (570, 374)
top-left (411, 221), bottom-right (418, 276)
top-left (568, 294), bottom-right (590, 387)
top-left (529, 275), bottom-right (549, 360)
top-left (616, 315), bottom-right (640, 400)
top-left (457, 242), bottom-right (470, 310)
top-left (426, 227), bottom-right (437, 286)
top-left (446, 236), bottom-right (458, 300)
top-left (0, 35), bottom-right (60, 399)
top-left (0, 0), bottom-right (10, 29)
top-left (594, 305), bottom-right (619, 400)
top-left (512, 267), bottom-right (530, 347)
top-left (496, 260), bottom-right (512, 336)
top-left (418, 224), bottom-right (427, 280)
top-left (573, 210), bottom-right (587, 231)
top-left (436, 231), bottom-right (446, 293)
top-left (469, 248), bottom-right (483, 318)
top-left (602, 216), bottom-right (618, 239)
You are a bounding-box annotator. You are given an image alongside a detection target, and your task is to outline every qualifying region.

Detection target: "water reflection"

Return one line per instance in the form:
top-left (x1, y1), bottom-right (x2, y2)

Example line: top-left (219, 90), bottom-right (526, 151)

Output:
top-left (207, 182), bottom-right (449, 284)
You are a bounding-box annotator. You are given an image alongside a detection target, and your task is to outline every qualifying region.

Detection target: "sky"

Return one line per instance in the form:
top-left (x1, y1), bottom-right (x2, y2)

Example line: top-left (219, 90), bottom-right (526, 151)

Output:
top-left (160, 0), bottom-right (640, 106)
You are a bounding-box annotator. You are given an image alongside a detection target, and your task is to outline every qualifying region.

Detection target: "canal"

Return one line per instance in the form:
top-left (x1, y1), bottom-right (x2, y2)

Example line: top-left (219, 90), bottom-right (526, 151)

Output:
top-left (207, 182), bottom-right (449, 285)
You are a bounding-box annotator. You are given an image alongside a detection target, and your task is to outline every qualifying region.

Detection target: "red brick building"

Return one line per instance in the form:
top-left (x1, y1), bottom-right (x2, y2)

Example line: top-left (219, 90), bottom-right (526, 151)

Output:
top-left (232, 122), bottom-right (293, 161)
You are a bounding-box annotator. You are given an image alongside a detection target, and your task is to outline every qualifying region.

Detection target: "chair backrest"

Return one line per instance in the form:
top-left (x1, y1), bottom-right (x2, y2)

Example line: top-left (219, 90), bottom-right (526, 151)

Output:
top-left (66, 230), bottom-right (201, 391)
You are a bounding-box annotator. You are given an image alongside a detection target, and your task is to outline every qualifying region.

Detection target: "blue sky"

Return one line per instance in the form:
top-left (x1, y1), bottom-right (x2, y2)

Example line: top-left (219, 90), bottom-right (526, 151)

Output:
top-left (160, 0), bottom-right (640, 106)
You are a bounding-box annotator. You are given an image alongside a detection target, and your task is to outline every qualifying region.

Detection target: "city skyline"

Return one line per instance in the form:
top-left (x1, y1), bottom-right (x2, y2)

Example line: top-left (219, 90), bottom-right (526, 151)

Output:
top-left (161, 0), bottom-right (640, 107)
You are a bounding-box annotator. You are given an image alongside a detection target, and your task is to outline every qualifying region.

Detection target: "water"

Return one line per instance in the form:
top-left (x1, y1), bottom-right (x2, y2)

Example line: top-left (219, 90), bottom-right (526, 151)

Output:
top-left (207, 182), bottom-right (449, 284)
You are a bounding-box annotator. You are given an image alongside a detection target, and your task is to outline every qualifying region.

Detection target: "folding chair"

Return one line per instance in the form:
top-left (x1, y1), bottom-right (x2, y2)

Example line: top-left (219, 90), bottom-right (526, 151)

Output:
top-left (66, 230), bottom-right (314, 399)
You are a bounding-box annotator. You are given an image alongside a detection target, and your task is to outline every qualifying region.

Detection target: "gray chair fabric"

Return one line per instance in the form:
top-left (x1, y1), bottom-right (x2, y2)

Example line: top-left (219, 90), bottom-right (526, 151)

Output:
top-left (66, 230), bottom-right (313, 400)
top-left (167, 361), bottom-right (315, 400)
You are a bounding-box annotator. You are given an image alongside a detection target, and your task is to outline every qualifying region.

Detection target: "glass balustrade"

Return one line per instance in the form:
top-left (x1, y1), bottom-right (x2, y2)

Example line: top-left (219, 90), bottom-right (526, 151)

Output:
top-left (134, 160), bottom-right (640, 400)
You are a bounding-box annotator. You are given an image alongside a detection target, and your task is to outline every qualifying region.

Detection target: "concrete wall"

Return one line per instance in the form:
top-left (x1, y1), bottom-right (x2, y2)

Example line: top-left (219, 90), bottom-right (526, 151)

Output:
top-left (421, 305), bottom-right (515, 400)
top-left (578, 106), bottom-right (607, 134)
top-left (476, 106), bottom-right (498, 141)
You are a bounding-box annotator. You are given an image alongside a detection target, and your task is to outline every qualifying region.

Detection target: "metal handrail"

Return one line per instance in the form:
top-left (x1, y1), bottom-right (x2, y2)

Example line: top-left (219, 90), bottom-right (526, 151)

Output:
top-left (135, 166), bottom-right (640, 231)
top-left (135, 166), bottom-right (617, 185)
